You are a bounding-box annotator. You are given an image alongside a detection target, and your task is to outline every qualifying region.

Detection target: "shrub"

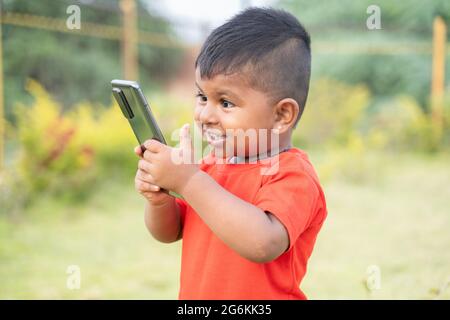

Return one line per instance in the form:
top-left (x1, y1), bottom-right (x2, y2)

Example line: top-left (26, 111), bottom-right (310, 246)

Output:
top-left (9, 80), bottom-right (193, 208)
top-left (14, 80), bottom-right (98, 201)
top-left (295, 78), bottom-right (371, 148)
top-left (367, 96), bottom-right (437, 152)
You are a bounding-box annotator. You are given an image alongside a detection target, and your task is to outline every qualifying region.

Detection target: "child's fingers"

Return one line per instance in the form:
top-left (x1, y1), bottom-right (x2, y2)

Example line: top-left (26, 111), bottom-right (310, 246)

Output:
top-left (138, 159), bottom-right (153, 173)
top-left (135, 177), bottom-right (161, 193)
top-left (134, 145), bottom-right (143, 157)
top-left (144, 183), bottom-right (161, 192)
top-left (151, 184), bottom-right (161, 191)
top-left (180, 123), bottom-right (191, 151)
top-left (136, 169), bottom-right (156, 184)
top-left (136, 170), bottom-right (169, 194)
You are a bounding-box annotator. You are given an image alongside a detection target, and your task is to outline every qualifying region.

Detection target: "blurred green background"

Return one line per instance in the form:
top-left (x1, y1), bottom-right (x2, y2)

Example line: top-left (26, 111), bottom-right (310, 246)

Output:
top-left (0, 0), bottom-right (449, 299)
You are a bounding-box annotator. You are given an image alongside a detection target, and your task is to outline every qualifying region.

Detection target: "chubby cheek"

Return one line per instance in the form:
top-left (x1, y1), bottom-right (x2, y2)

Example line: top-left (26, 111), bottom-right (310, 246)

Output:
top-left (193, 105), bottom-right (201, 122)
top-left (220, 110), bottom-right (251, 131)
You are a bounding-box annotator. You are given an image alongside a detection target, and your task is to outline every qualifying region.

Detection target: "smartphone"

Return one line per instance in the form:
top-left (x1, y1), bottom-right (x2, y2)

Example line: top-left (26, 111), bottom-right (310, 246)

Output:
top-left (111, 79), bottom-right (166, 151)
top-left (111, 79), bottom-right (181, 198)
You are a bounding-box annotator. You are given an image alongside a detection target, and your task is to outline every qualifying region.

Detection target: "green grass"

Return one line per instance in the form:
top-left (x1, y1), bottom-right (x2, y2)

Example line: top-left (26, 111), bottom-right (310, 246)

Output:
top-left (303, 153), bottom-right (450, 299)
top-left (0, 153), bottom-right (449, 299)
top-left (0, 180), bottom-right (182, 299)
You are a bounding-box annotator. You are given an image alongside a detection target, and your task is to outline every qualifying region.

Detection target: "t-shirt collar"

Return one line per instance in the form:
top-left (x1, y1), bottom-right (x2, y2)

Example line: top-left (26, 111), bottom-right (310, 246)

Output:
top-left (227, 145), bottom-right (292, 164)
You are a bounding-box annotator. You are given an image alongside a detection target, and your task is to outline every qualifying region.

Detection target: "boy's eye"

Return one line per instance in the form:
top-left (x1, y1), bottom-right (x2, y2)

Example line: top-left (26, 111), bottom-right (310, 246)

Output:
top-left (195, 93), bottom-right (208, 104)
top-left (221, 99), bottom-right (235, 109)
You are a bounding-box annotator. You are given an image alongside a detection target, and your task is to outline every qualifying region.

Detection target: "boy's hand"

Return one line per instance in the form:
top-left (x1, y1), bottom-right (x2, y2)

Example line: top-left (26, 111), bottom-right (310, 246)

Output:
top-left (135, 124), bottom-right (199, 197)
top-left (134, 145), bottom-right (172, 206)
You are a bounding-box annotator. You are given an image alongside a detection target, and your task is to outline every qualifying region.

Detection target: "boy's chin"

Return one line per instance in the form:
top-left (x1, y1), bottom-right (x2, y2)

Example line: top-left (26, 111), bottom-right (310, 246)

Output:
top-left (209, 145), bottom-right (232, 159)
top-left (207, 143), bottom-right (232, 159)
top-left (211, 145), bottom-right (263, 160)
top-left (206, 138), bottom-right (272, 159)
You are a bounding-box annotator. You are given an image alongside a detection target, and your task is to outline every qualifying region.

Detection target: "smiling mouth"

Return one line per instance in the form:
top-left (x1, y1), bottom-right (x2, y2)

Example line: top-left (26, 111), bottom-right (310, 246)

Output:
top-left (203, 129), bottom-right (227, 145)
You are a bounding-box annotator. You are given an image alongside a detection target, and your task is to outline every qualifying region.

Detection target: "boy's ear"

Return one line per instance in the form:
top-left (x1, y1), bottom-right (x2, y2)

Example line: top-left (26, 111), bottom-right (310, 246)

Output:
top-left (273, 98), bottom-right (300, 133)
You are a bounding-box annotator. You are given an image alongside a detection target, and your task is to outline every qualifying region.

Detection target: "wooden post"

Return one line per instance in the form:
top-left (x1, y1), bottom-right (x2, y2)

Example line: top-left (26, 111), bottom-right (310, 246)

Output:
top-left (120, 0), bottom-right (138, 81)
top-left (0, 4), bottom-right (4, 171)
top-left (431, 16), bottom-right (447, 137)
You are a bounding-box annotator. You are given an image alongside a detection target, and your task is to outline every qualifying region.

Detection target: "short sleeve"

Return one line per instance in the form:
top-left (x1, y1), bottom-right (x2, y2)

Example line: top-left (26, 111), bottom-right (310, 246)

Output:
top-left (253, 166), bottom-right (319, 251)
top-left (176, 197), bottom-right (188, 228)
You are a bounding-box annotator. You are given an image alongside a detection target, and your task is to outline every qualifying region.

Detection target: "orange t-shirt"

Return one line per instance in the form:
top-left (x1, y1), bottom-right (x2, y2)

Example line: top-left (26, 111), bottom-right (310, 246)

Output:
top-left (176, 148), bottom-right (327, 299)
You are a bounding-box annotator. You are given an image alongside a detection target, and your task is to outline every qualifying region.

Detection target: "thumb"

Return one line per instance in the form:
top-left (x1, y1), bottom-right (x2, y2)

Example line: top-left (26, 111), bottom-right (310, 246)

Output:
top-left (180, 123), bottom-right (192, 151)
top-left (179, 123), bottom-right (193, 163)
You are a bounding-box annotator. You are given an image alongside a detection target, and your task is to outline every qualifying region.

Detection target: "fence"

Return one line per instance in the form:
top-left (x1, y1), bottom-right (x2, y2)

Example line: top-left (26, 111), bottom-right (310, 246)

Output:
top-left (0, 0), bottom-right (448, 169)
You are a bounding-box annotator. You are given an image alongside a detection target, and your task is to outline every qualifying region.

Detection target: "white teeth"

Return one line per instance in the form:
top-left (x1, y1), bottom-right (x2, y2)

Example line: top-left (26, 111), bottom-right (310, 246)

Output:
top-left (205, 130), bottom-right (225, 141)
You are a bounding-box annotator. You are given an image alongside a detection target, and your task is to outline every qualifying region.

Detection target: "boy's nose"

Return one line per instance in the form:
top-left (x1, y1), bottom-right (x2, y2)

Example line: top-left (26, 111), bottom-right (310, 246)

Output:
top-left (198, 103), bottom-right (219, 125)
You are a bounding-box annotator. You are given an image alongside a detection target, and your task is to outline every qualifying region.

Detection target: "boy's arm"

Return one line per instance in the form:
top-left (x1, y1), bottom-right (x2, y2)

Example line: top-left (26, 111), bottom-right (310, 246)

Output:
top-left (180, 171), bottom-right (289, 263)
top-left (135, 145), bottom-right (183, 243)
top-left (144, 197), bottom-right (183, 243)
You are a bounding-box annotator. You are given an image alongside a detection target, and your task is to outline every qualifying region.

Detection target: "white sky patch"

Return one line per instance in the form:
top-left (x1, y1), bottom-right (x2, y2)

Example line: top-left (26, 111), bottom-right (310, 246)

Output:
top-left (145, 0), bottom-right (276, 44)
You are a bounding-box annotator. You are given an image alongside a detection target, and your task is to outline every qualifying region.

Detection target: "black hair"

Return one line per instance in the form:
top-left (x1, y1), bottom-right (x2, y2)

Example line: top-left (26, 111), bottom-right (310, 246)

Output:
top-left (195, 7), bottom-right (311, 126)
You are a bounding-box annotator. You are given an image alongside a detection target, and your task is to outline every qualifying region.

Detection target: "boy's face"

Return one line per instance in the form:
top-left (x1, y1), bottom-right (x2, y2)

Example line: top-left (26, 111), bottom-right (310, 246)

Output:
top-left (194, 68), bottom-right (279, 159)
